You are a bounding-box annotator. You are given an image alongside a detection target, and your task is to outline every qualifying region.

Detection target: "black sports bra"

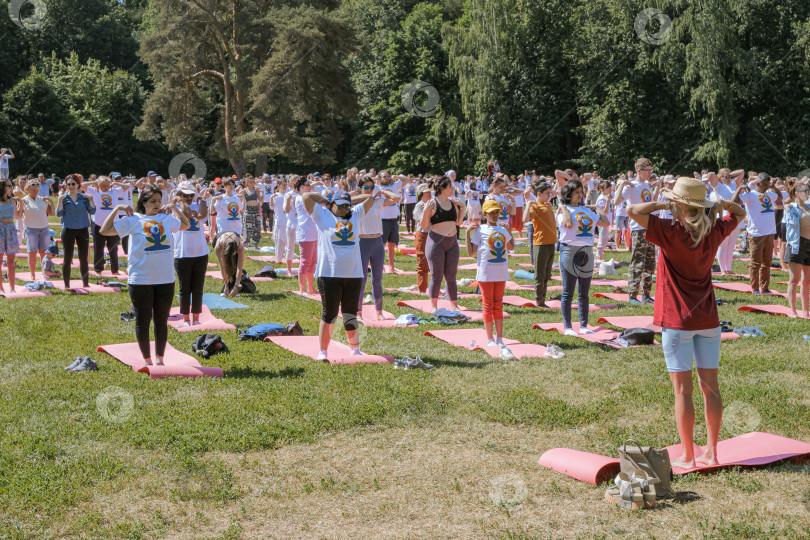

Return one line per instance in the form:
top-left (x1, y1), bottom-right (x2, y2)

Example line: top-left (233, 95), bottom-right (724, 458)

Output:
top-left (430, 199), bottom-right (457, 225)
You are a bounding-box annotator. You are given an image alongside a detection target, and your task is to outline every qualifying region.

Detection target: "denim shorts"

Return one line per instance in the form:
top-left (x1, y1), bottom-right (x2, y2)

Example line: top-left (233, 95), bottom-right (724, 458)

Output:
top-left (25, 227), bottom-right (51, 252)
top-left (661, 327), bottom-right (721, 372)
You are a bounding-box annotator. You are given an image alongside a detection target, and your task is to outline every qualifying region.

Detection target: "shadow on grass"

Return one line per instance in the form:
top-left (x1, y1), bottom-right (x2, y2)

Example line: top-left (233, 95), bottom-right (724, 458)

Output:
top-left (426, 357), bottom-right (493, 369)
top-left (247, 292), bottom-right (287, 302)
top-left (225, 366), bottom-right (305, 380)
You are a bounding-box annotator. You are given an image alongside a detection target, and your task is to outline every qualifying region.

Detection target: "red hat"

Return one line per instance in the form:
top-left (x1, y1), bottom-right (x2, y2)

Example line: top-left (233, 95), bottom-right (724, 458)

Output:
top-left (215, 177), bottom-right (222, 183)
top-left (232, 175), bottom-right (238, 179)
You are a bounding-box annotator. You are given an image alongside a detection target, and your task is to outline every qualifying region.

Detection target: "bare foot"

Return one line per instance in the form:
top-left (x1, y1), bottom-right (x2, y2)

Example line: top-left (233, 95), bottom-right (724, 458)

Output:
top-left (308, 289), bottom-right (318, 295)
top-left (790, 311), bottom-right (799, 318)
top-left (450, 304), bottom-right (461, 311)
top-left (670, 456), bottom-right (696, 470)
top-left (803, 312), bottom-right (810, 319)
top-left (696, 452), bottom-right (719, 467)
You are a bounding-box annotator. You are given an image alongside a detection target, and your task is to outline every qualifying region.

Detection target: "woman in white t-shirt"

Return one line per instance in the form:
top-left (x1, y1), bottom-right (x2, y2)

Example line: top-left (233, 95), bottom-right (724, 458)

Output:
top-left (402, 180), bottom-right (418, 233)
top-left (556, 179), bottom-right (609, 335)
top-left (466, 185), bottom-right (482, 225)
top-left (172, 181), bottom-right (210, 326)
top-left (466, 199), bottom-right (515, 360)
top-left (210, 178), bottom-right (245, 237)
top-left (269, 180), bottom-right (288, 264)
top-left (283, 179), bottom-right (299, 275)
top-left (101, 185), bottom-right (190, 367)
top-left (485, 175), bottom-right (517, 230)
top-left (21, 178), bottom-right (54, 281)
top-left (302, 189), bottom-right (375, 361)
top-left (293, 177), bottom-right (318, 294)
top-left (595, 180), bottom-right (614, 261)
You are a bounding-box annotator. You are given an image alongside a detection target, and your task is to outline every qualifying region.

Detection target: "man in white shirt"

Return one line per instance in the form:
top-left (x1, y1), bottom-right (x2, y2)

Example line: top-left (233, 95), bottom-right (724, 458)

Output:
top-left (733, 172), bottom-right (782, 293)
top-left (614, 157), bottom-right (657, 304)
top-left (83, 175), bottom-right (123, 274)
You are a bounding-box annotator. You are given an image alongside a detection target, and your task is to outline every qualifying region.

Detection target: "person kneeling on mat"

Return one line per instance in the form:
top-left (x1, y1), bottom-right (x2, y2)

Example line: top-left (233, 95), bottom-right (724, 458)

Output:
top-left (301, 189), bottom-right (376, 361)
top-left (213, 231), bottom-right (245, 298)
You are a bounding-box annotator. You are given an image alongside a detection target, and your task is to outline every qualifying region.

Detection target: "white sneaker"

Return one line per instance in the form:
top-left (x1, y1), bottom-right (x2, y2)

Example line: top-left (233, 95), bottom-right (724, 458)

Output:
top-left (316, 351), bottom-right (328, 361)
top-left (564, 329), bottom-right (577, 337)
top-left (487, 339), bottom-right (497, 347)
top-left (499, 347), bottom-right (516, 361)
top-left (364, 293), bottom-right (373, 304)
top-left (579, 328), bottom-right (595, 335)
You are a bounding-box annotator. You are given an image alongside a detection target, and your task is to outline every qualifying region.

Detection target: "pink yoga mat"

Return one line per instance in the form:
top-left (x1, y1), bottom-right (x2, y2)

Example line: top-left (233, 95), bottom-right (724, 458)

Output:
top-left (247, 256), bottom-right (300, 264)
top-left (737, 305), bottom-right (810, 319)
top-left (266, 335), bottom-right (394, 365)
top-left (396, 299), bottom-right (510, 321)
top-left (592, 292), bottom-right (655, 303)
top-left (503, 281), bottom-right (564, 292)
top-left (384, 288), bottom-right (478, 299)
top-left (355, 306), bottom-right (406, 328)
top-left (286, 289), bottom-right (321, 301)
top-left (51, 257), bottom-right (81, 268)
top-left (713, 282), bottom-right (787, 298)
top-left (167, 306), bottom-right (235, 333)
top-left (90, 270), bottom-right (128, 279)
top-left (458, 263), bottom-right (513, 272)
top-left (43, 280), bottom-right (120, 294)
top-left (424, 328), bottom-right (547, 359)
top-left (383, 268), bottom-right (418, 275)
top-left (206, 271), bottom-right (273, 282)
top-left (97, 342), bottom-right (224, 378)
top-left (399, 246), bottom-right (416, 255)
top-left (712, 272), bottom-right (749, 278)
top-left (482, 296), bottom-right (618, 312)
top-left (590, 279), bottom-right (629, 287)
top-left (0, 288), bottom-right (52, 299)
top-left (532, 322), bottom-right (660, 349)
top-left (539, 432), bottom-right (810, 485)
top-left (595, 315), bottom-right (740, 341)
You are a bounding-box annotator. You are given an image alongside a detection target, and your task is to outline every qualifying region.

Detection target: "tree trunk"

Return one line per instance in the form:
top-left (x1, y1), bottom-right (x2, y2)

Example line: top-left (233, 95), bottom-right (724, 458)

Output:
top-left (231, 157), bottom-right (248, 177)
top-left (254, 154), bottom-right (267, 176)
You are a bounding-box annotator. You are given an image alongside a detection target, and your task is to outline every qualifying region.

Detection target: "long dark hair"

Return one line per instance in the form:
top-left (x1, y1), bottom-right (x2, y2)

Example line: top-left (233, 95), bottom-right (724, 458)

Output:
top-left (560, 179), bottom-right (583, 206)
top-left (136, 185), bottom-right (162, 214)
top-left (434, 176), bottom-right (452, 196)
top-left (0, 179), bottom-right (11, 202)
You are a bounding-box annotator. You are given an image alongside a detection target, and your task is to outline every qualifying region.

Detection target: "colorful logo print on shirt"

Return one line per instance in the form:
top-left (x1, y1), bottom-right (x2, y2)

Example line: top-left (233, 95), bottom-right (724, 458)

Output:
top-left (640, 188), bottom-right (653, 203)
top-left (333, 219), bottom-right (355, 246)
top-left (758, 193), bottom-right (774, 213)
top-left (499, 201), bottom-right (509, 220)
top-left (575, 212), bottom-right (594, 238)
top-left (470, 192), bottom-right (479, 202)
top-left (226, 201), bottom-right (240, 220)
top-left (324, 189), bottom-right (335, 202)
top-left (188, 210), bottom-right (200, 231)
top-left (487, 231), bottom-right (508, 263)
top-left (143, 220), bottom-right (169, 251)
top-left (100, 193), bottom-right (113, 209)
top-left (407, 185), bottom-right (416, 196)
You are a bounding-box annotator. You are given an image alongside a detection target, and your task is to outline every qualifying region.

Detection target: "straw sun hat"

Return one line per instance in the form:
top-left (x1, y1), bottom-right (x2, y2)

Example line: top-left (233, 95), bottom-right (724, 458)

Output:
top-left (662, 176), bottom-right (714, 208)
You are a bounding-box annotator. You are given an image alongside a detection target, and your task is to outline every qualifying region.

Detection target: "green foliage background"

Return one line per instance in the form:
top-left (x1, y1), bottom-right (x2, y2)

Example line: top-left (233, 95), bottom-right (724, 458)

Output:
top-left (2, 0), bottom-right (810, 177)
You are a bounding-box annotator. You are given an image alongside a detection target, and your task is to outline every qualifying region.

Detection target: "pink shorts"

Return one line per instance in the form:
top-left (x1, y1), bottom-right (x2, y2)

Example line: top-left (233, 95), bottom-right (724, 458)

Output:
top-left (299, 240), bottom-right (317, 275)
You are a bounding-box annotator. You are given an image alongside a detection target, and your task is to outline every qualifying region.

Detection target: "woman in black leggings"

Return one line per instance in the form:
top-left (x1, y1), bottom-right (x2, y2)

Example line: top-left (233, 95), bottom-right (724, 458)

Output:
top-left (101, 185), bottom-right (189, 367)
top-left (420, 176), bottom-right (465, 312)
top-left (173, 181), bottom-right (209, 326)
top-left (56, 174), bottom-right (95, 287)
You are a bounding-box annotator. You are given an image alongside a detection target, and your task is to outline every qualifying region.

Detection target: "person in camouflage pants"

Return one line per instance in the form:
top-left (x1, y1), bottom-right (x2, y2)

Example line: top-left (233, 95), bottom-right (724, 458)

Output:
top-left (628, 229), bottom-right (656, 298)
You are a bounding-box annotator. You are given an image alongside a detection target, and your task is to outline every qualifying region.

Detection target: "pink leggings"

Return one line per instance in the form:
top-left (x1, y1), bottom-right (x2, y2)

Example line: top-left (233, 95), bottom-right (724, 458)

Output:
top-left (299, 240), bottom-right (317, 275)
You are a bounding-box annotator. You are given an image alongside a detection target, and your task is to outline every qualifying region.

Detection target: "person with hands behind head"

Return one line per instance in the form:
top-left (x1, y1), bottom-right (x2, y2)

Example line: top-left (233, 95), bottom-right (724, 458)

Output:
top-left (21, 177), bottom-right (55, 281)
top-left (301, 189), bottom-right (375, 362)
top-left (421, 176), bottom-right (465, 312)
top-left (0, 178), bottom-right (23, 293)
top-left (101, 185), bottom-right (190, 368)
top-left (57, 174), bottom-right (95, 287)
top-left (525, 181), bottom-right (558, 307)
top-left (556, 179), bottom-right (609, 336)
top-left (172, 182), bottom-right (210, 326)
top-left (733, 172), bottom-right (782, 294)
top-left (466, 200), bottom-right (515, 359)
top-left (627, 177), bottom-right (745, 470)
top-left (783, 178), bottom-right (810, 318)
top-left (82, 175), bottom-right (123, 275)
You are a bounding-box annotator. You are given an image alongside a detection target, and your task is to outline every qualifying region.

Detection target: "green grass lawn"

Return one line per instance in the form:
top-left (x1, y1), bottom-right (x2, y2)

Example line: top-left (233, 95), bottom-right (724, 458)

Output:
top-left (1, 212), bottom-right (809, 538)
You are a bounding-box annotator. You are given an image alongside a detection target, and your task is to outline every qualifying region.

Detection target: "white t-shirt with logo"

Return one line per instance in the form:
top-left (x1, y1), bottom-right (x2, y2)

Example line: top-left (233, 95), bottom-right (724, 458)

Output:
top-left (173, 202), bottom-right (210, 258)
top-left (316, 184), bottom-right (337, 203)
top-left (0, 155), bottom-right (9, 170)
top-left (402, 183), bottom-right (417, 204)
top-left (115, 213), bottom-right (181, 285)
top-left (740, 190), bottom-right (777, 237)
top-left (116, 184), bottom-right (134, 217)
top-left (213, 195), bottom-right (244, 235)
top-left (295, 195), bottom-right (318, 242)
top-left (596, 194), bottom-right (612, 223)
top-left (380, 181), bottom-right (402, 219)
top-left (622, 182), bottom-right (654, 231)
top-left (466, 190), bottom-right (482, 220)
top-left (556, 206), bottom-right (599, 246)
top-left (471, 224), bottom-right (512, 282)
top-left (312, 203), bottom-right (367, 278)
top-left (486, 194), bottom-right (511, 227)
top-left (513, 180), bottom-right (525, 207)
top-left (87, 186), bottom-right (122, 227)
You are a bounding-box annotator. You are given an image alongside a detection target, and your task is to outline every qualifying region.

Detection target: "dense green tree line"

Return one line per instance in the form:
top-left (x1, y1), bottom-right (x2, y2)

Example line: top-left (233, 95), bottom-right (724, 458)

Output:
top-left (1, 0), bottom-right (810, 177)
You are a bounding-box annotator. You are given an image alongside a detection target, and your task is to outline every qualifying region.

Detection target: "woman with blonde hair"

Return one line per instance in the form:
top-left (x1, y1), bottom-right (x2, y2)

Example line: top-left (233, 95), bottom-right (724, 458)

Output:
top-left (21, 177), bottom-right (55, 280)
top-left (627, 177), bottom-right (745, 470)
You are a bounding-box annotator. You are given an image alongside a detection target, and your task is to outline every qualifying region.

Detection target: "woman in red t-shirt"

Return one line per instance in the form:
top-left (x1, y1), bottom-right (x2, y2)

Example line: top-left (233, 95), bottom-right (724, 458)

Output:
top-left (627, 177), bottom-right (745, 470)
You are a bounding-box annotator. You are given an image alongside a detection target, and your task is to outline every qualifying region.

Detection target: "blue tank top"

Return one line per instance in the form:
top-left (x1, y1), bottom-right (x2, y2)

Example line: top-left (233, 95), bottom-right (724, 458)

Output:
top-left (0, 202), bottom-right (14, 220)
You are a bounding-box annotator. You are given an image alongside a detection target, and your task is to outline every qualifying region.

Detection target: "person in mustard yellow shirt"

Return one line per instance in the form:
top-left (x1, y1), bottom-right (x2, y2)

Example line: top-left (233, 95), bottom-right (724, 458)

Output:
top-left (525, 180), bottom-right (558, 307)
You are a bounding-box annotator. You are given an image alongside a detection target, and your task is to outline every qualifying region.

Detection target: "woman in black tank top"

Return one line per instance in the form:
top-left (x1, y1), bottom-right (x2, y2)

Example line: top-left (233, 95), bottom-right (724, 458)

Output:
top-left (420, 175), bottom-right (465, 311)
